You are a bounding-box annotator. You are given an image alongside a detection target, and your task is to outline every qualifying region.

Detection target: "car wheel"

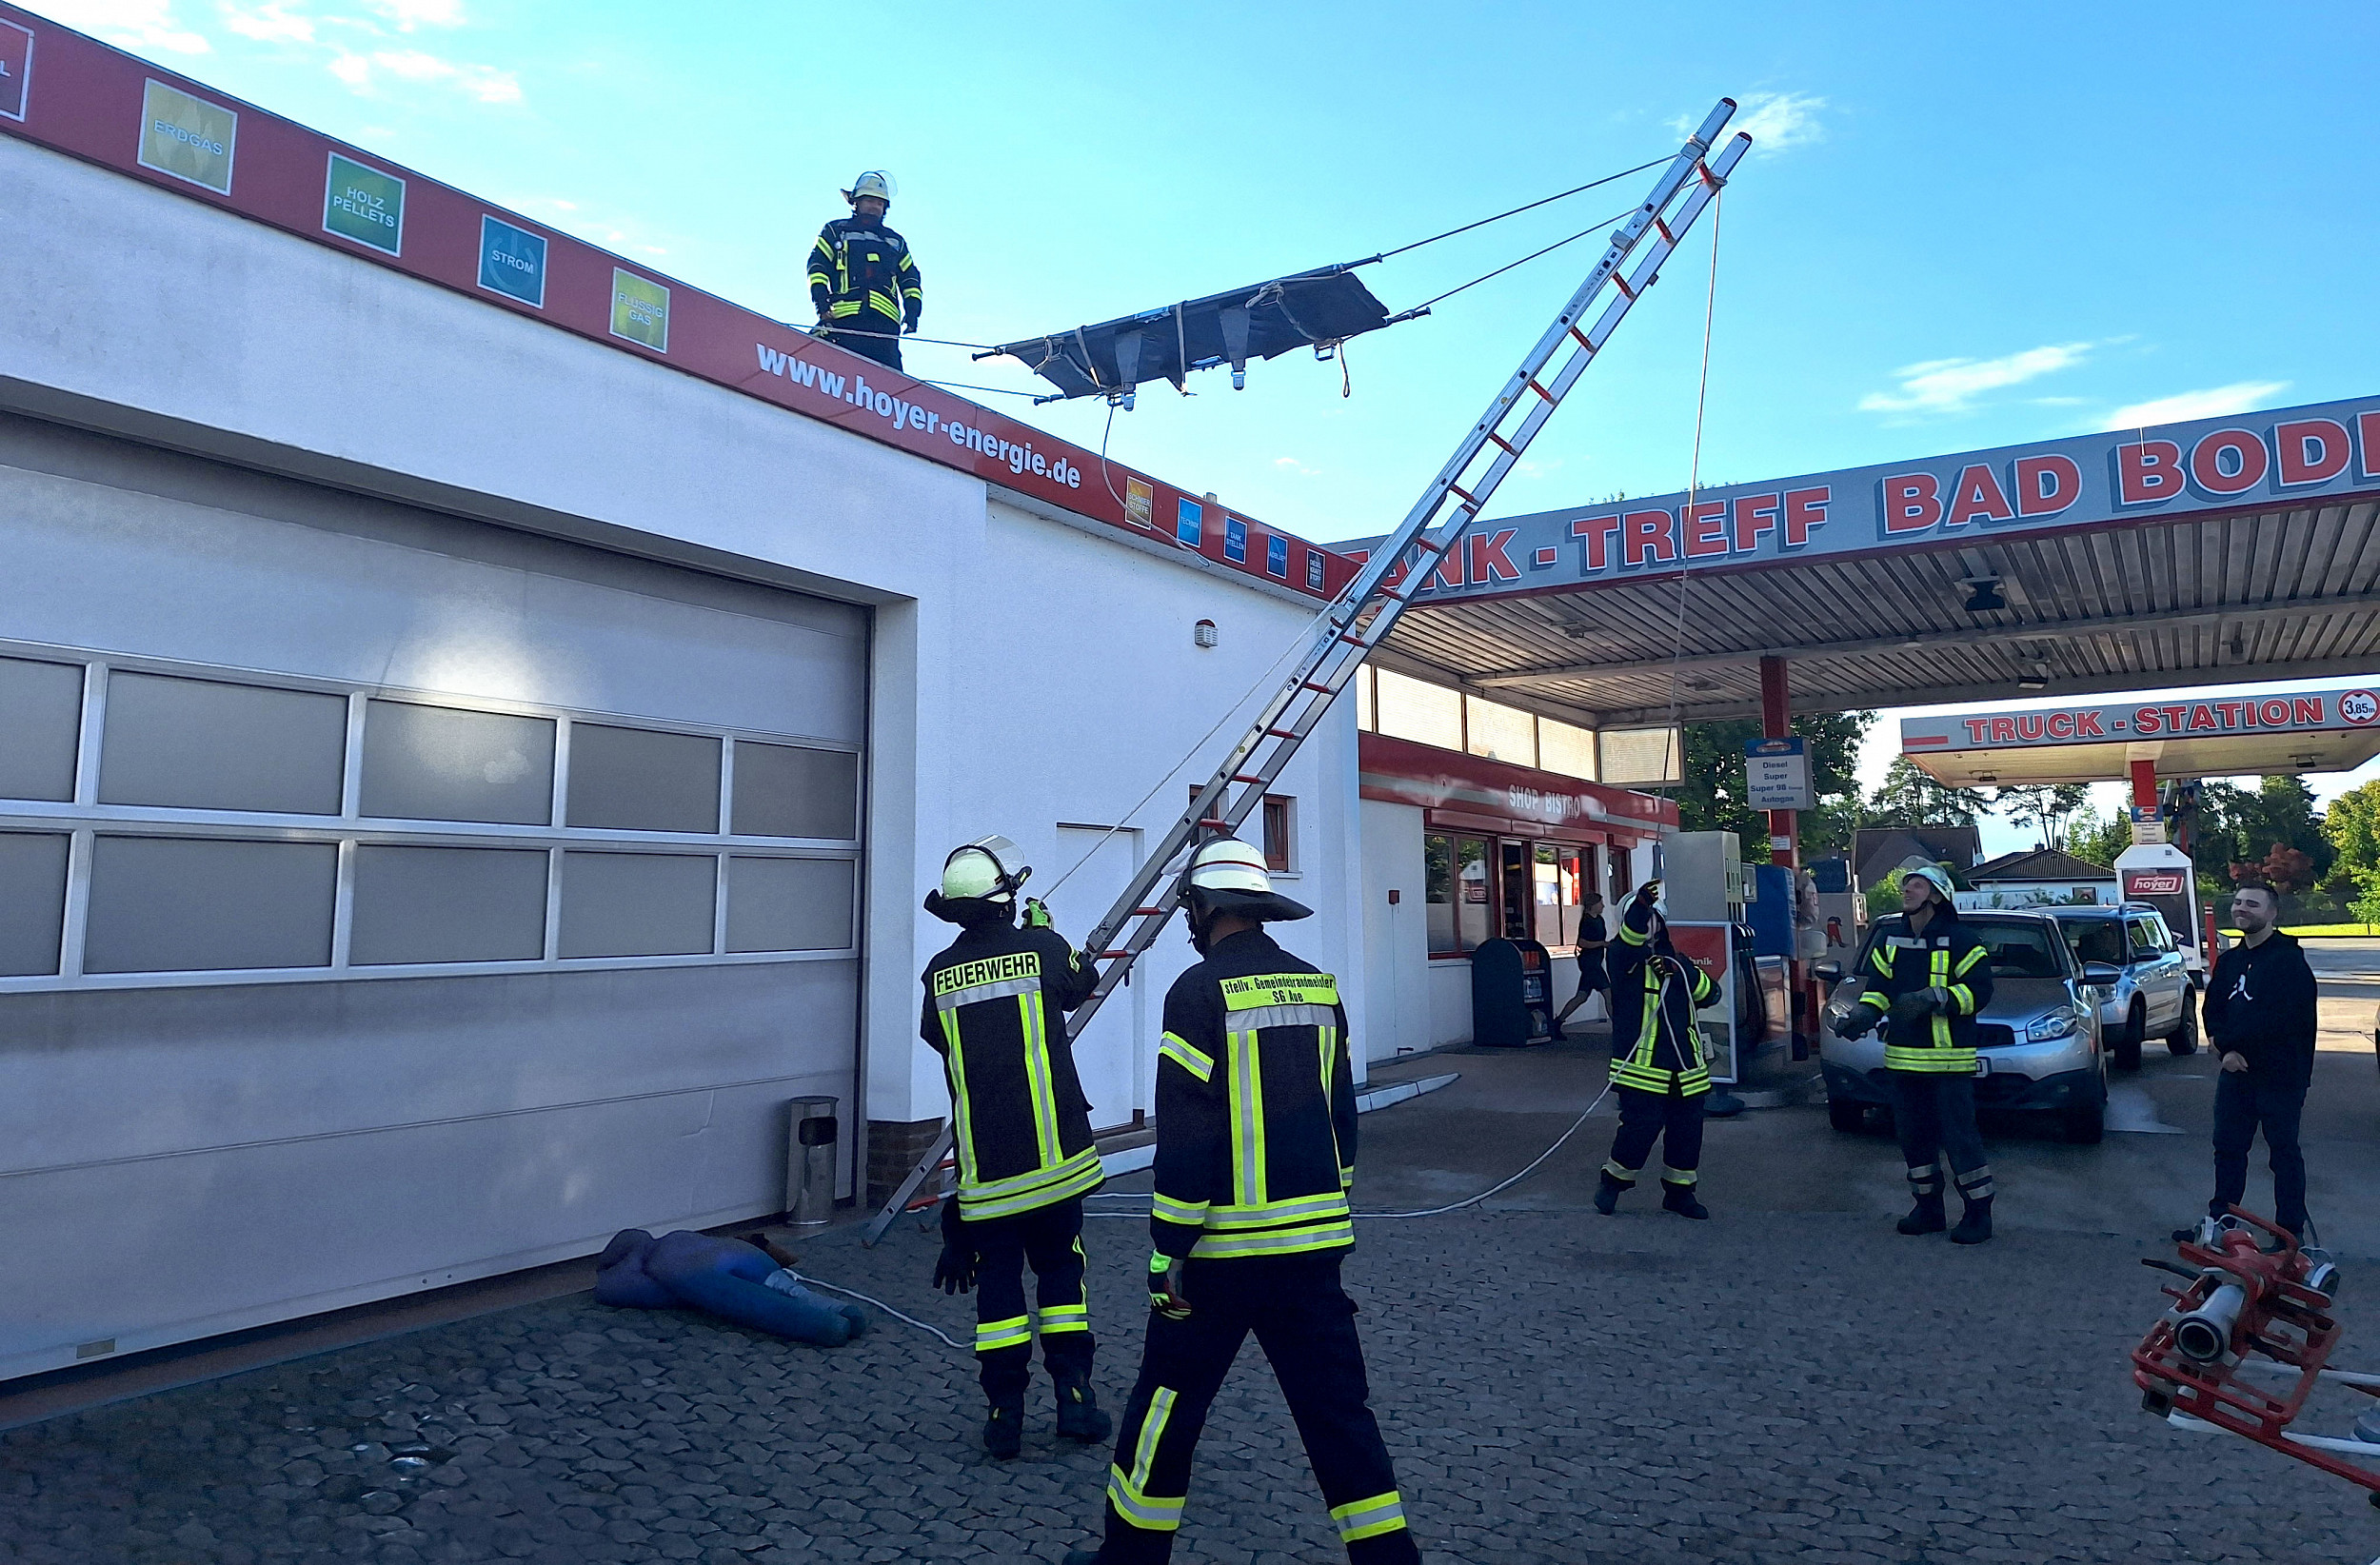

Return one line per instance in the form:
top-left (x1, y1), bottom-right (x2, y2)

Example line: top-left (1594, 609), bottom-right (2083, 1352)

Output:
top-left (1828, 1097), bottom-right (1866, 1134)
top-left (2062, 1101), bottom-right (2106, 1144)
top-left (2112, 1002), bottom-right (2145, 1072)
top-left (2167, 992), bottom-right (2199, 1056)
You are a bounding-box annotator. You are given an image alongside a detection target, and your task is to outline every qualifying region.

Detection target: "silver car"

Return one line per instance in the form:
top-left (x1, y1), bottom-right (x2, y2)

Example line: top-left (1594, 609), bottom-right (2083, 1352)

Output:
top-left (1816, 910), bottom-right (2114, 1144)
top-left (2046, 904), bottom-right (2197, 1072)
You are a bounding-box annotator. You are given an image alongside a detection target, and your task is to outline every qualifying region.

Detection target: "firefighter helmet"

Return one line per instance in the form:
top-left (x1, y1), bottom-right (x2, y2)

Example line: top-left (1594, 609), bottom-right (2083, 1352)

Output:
top-left (843, 169), bottom-right (895, 207)
top-left (926, 834), bottom-right (1030, 923)
top-left (1899, 862), bottom-right (1955, 906)
top-left (1183, 836), bottom-right (1312, 925)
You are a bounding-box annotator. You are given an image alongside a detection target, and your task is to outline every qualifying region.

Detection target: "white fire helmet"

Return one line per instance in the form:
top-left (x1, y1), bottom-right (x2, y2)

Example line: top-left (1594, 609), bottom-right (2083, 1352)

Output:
top-left (843, 170), bottom-right (894, 206)
top-left (1899, 862), bottom-right (1955, 905)
top-left (1184, 836), bottom-right (1312, 923)
top-left (941, 834), bottom-right (1029, 902)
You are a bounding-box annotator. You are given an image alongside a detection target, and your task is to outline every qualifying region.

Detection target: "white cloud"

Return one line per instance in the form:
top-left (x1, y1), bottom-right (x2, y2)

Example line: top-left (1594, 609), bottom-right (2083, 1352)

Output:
top-left (2096, 381), bottom-right (2291, 431)
top-left (32, 0), bottom-right (210, 53)
top-left (359, 0), bottom-right (464, 29)
top-left (1274, 456), bottom-right (1321, 479)
top-left (340, 45), bottom-right (518, 101)
top-left (1674, 90), bottom-right (1826, 155)
top-left (218, 0), bottom-right (313, 42)
top-left (1857, 341), bottom-right (2095, 417)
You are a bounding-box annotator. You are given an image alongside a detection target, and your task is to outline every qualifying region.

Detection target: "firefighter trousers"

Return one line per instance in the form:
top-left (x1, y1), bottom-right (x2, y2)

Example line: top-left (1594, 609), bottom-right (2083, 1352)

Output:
top-left (1092, 1254), bottom-right (1418, 1563)
top-left (818, 320), bottom-right (903, 370)
top-left (971, 1198), bottom-right (1093, 1401)
top-left (1889, 1070), bottom-right (1993, 1205)
top-left (1604, 1083), bottom-right (1705, 1186)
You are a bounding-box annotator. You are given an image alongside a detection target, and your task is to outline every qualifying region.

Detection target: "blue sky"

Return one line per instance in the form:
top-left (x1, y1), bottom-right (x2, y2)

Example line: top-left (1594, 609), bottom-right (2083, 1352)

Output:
top-left (30, 0), bottom-right (2380, 844)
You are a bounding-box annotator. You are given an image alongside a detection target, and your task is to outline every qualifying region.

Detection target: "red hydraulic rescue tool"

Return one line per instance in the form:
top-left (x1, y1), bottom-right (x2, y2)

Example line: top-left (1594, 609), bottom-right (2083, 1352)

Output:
top-left (863, 99), bottom-right (1754, 1244)
top-left (2132, 1208), bottom-right (2379, 1558)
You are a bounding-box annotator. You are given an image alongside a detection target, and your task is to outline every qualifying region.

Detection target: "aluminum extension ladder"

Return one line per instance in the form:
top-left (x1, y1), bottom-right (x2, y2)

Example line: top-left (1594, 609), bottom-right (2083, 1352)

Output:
top-left (862, 99), bottom-right (1752, 1245)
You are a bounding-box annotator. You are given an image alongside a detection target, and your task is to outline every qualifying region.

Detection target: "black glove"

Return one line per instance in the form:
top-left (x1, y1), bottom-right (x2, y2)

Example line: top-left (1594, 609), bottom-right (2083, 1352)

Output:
top-left (1886, 989), bottom-right (1938, 1040)
top-left (933, 1200), bottom-right (977, 1296)
top-left (1836, 1003), bottom-right (1879, 1040)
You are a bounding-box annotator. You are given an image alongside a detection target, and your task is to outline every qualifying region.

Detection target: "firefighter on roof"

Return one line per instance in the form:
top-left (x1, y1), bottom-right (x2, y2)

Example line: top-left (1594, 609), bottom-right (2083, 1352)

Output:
top-left (810, 169), bottom-right (922, 370)
top-left (920, 834), bottom-right (1112, 1458)
top-left (1066, 837), bottom-right (1419, 1565)
top-left (1593, 882), bottom-right (1726, 1220)
top-left (1835, 863), bottom-right (1999, 1244)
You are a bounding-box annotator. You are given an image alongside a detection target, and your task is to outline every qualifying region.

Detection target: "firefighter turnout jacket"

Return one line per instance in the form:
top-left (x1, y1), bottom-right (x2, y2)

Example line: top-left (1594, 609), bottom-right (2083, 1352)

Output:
top-left (920, 921), bottom-right (1102, 1220)
top-left (1611, 906), bottom-right (1722, 1096)
top-left (1851, 909), bottom-right (1996, 1074)
top-left (809, 217), bottom-right (922, 336)
top-left (1150, 928), bottom-right (1359, 1262)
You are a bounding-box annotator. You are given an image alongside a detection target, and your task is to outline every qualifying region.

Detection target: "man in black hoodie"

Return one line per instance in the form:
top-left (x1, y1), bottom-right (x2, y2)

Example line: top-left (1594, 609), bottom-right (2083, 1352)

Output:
top-left (2197, 883), bottom-right (2320, 1239)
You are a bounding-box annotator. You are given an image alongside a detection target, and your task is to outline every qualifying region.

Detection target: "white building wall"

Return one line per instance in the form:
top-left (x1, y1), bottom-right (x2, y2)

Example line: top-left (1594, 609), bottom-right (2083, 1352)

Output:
top-left (0, 135), bottom-right (1362, 1372)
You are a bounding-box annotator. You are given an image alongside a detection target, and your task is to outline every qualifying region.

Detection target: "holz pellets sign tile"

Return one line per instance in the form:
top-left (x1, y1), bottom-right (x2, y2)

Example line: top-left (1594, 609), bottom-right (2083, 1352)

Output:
top-left (137, 78), bottom-right (234, 194)
top-left (323, 152), bottom-right (404, 255)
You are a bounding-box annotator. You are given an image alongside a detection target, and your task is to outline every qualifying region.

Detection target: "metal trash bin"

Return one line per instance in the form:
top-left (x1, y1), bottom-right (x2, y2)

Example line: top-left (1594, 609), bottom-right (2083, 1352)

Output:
top-left (784, 1096), bottom-right (840, 1228)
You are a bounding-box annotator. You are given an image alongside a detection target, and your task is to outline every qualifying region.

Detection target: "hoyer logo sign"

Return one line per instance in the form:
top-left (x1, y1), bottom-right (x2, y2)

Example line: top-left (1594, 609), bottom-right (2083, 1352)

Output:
top-left (1904, 686), bottom-right (2380, 752)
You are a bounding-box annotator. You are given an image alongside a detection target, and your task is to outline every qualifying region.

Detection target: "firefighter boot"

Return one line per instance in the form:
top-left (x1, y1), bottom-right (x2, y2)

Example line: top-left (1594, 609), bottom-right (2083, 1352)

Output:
top-left (982, 1397), bottom-right (1023, 1459)
top-left (1593, 1171), bottom-right (1631, 1216)
top-left (1950, 1197), bottom-right (1993, 1244)
top-left (1660, 1179), bottom-right (1709, 1220)
top-left (1897, 1193), bottom-right (1947, 1235)
top-left (1052, 1369), bottom-right (1112, 1443)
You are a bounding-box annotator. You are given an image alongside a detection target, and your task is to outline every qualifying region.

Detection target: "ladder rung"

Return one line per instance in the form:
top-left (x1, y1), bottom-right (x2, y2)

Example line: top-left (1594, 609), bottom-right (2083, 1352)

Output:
top-left (1265, 726), bottom-right (1299, 739)
top-left (1299, 681), bottom-right (1335, 693)
top-left (1485, 431), bottom-right (1519, 456)
top-left (1132, 906), bottom-right (1163, 916)
top-left (1526, 377), bottom-right (1557, 403)
top-left (1336, 631), bottom-right (1369, 645)
top-left (1231, 773), bottom-right (1265, 784)
top-left (1611, 273), bottom-right (1636, 301)
top-left (1567, 324), bottom-right (1594, 351)
top-left (1448, 484), bottom-right (1479, 506)
top-left (1696, 160), bottom-right (1720, 188)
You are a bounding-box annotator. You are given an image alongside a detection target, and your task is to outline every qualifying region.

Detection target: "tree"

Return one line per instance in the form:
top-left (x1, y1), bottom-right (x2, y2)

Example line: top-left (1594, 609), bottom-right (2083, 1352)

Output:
top-left (1986, 782), bottom-right (2093, 851)
top-left (2067, 808), bottom-right (2132, 869)
top-left (2325, 779), bottom-right (2380, 880)
top-left (1671, 711), bottom-right (1875, 853)
top-left (2231, 842), bottom-right (2316, 896)
top-left (2350, 867), bottom-right (2380, 934)
top-left (1867, 756), bottom-right (1979, 829)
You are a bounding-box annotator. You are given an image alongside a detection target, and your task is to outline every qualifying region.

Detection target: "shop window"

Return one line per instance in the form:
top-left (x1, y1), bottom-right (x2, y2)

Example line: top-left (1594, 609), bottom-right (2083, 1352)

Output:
top-left (1465, 697), bottom-right (1537, 767)
top-left (1536, 844), bottom-right (1584, 949)
top-left (565, 723), bottom-right (722, 834)
top-left (727, 856), bottom-right (856, 952)
top-left (1374, 669), bottom-right (1462, 751)
top-left (558, 851), bottom-right (717, 958)
top-left (1537, 717), bottom-right (1597, 781)
top-left (0, 656), bottom-right (83, 803)
top-left (99, 671), bottom-right (347, 816)
top-left (1499, 841), bottom-right (1533, 939)
top-left (361, 700), bottom-right (556, 825)
top-left (1262, 796), bottom-right (1293, 872)
top-left (84, 836), bottom-right (338, 973)
top-left (733, 741), bottom-right (860, 842)
top-left (1455, 836), bottom-right (1492, 950)
top-left (1609, 845), bottom-right (1634, 904)
top-left (1424, 833), bottom-right (1457, 953)
top-left (0, 832), bottom-right (69, 977)
top-left (349, 844), bottom-right (549, 965)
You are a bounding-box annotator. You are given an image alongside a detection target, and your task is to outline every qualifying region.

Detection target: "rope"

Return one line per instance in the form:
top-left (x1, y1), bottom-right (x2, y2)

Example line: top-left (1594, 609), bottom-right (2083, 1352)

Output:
top-left (799, 1277), bottom-right (968, 1352)
top-left (1085, 1080), bottom-right (1615, 1222)
top-left (1660, 187), bottom-right (1724, 751)
top-left (799, 321), bottom-right (999, 350)
top-left (916, 378), bottom-right (1041, 401)
top-left (1369, 159), bottom-right (1667, 261)
top-left (1391, 205), bottom-right (1637, 319)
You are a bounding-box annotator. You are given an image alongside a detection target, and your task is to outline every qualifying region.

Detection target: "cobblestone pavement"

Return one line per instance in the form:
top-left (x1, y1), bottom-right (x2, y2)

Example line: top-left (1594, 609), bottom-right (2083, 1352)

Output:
top-left (8, 1039), bottom-right (2380, 1564)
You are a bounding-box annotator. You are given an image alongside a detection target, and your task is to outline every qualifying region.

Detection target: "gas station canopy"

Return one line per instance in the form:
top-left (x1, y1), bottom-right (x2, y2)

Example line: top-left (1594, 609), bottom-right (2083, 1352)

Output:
top-left (1899, 683), bottom-right (2380, 787)
top-left (1340, 394), bottom-right (2380, 733)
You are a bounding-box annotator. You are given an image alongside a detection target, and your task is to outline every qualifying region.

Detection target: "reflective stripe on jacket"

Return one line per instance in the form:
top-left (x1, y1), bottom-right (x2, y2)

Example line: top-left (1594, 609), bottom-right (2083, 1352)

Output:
top-left (920, 922), bottom-right (1101, 1218)
top-left (809, 217), bottom-right (922, 329)
top-left (1853, 913), bottom-right (1994, 1073)
top-left (1151, 929), bottom-right (1358, 1261)
top-left (1610, 901), bottom-right (1722, 1094)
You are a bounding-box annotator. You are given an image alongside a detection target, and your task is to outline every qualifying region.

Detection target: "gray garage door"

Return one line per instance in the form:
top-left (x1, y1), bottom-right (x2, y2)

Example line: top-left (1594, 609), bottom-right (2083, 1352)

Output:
top-left (0, 415), bottom-right (868, 1377)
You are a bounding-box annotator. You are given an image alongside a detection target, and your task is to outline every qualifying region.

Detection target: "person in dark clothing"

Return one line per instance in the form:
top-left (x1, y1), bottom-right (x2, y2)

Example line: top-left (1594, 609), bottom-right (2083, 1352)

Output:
top-left (920, 834), bottom-right (1111, 1457)
top-left (1549, 892), bottom-right (1610, 1042)
top-left (1835, 864), bottom-right (2000, 1244)
top-left (2196, 884), bottom-right (2320, 1239)
top-left (1593, 883), bottom-right (1724, 1218)
top-left (810, 170), bottom-right (921, 370)
top-left (1066, 837), bottom-right (1418, 1565)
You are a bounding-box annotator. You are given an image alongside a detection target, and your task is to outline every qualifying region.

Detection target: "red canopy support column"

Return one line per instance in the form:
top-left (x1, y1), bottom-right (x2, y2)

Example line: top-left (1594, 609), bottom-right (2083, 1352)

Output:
top-left (1760, 655), bottom-right (1814, 1051)
top-left (2131, 757), bottom-right (2159, 812)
